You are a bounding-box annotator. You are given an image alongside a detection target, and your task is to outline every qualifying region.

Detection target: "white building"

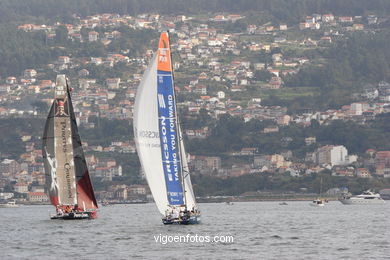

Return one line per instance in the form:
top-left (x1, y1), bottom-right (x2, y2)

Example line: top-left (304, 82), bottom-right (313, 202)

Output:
top-left (350, 103), bottom-right (363, 115)
top-left (314, 145), bottom-right (349, 166)
top-left (23, 69), bottom-right (37, 79)
top-left (88, 31), bottom-right (99, 42)
top-left (217, 91), bottom-right (225, 99)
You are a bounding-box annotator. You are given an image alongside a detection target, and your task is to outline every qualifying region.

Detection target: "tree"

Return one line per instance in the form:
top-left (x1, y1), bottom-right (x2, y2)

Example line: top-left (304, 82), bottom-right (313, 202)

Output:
top-left (254, 69), bottom-right (272, 82)
top-left (55, 25), bottom-right (69, 45)
top-left (31, 100), bottom-right (48, 114)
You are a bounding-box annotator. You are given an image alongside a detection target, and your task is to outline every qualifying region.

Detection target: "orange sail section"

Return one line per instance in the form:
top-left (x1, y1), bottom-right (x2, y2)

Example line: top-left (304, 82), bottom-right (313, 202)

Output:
top-left (157, 32), bottom-right (172, 72)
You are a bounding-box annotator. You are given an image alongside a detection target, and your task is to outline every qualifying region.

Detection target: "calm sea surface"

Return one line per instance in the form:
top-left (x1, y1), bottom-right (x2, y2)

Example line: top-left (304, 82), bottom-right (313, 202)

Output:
top-left (1, 201), bottom-right (389, 260)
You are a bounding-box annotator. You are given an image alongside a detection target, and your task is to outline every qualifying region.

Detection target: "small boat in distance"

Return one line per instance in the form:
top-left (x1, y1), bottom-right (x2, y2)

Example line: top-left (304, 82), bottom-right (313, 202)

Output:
top-left (310, 177), bottom-right (326, 207)
top-left (43, 75), bottom-right (98, 220)
top-left (133, 32), bottom-right (200, 225)
top-left (279, 202), bottom-right (288, 206)
top-left (310, 199), bottom-right (325, 207)
top-left (101, 201), bottom-right (110, 207)
top-left (0, 200), bottom-right (19, 208)
top-left (339, 190), bottom-right (385, 205)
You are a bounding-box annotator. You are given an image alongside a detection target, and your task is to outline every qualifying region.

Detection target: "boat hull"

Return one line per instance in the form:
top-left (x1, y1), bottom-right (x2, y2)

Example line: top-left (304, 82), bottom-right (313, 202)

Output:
top-left (0, 201), bottom-right (19, 208)
top-left (162, 214), bottom-right (200, 225)
top-left (0, 205), bottom-right (19, 208)
top-left (340, 199), bottom-right (385, 205)
top-left (50, 211), bottom-right (97, 220)
top-left (310, 199), bottom-right (326, 207)
top-left (310, 203), bottom-right (325, 207)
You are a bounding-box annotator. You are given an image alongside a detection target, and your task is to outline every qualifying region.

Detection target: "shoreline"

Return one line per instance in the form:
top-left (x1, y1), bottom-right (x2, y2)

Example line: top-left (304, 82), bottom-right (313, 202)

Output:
top-left (4, 195), bottom-right (347, 206)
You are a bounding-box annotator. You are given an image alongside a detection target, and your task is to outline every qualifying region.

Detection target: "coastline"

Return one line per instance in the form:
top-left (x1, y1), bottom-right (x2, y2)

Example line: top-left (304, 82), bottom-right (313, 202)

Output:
top-left (197, 194), bottom-right (340, 203)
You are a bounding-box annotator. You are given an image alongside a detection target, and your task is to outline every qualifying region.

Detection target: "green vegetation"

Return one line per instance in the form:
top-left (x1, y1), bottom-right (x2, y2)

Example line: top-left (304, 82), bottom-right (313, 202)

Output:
top-left (0, 25), bottom-right (63, 76)
top-left (0, 118), bottom-right (44, 159)
top-left (1, 0), bottom-right (390, 24)
top-left (80, 117), bottom-right (133, 146)
top-left (186, 113), bottom-right (390, 157)
top-left (1, 112), bottom-right (389, 195)
top-left (0, 23), bottom-right (156, 77)
top-left (281, 32), bottom-right (390, 111)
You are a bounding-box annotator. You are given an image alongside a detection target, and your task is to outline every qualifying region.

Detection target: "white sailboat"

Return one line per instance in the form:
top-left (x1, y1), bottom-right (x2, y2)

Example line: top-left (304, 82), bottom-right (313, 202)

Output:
top-left (310, 177), bottom-right (326, 207)
top-left (133, 32), bottom-right (200, 224)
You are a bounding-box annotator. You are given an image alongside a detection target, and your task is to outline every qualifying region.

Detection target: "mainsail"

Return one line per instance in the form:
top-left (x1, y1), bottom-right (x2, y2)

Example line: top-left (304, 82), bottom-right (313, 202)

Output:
top-left (134, 32), bottom-right (198, 215)
top-left (43, 75), bottom-right (98, 211)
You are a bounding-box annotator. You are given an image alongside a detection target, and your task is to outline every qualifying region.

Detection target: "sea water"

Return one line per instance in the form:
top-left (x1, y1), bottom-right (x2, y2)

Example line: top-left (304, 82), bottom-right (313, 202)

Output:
top-left (0, 201), bottom-right (389, 259)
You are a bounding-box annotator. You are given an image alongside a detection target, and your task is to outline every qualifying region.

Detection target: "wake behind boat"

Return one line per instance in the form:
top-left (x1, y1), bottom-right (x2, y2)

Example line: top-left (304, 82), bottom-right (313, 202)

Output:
top-left (339, 190), bottom-right (385, 205)
top-left (43, 75), bottom-right (98, 220)
top-left (133, 32), bottom-right (200, 225)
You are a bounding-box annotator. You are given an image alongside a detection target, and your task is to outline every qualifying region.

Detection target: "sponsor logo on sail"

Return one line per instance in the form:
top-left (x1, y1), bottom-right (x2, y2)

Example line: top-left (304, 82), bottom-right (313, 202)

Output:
top-left (60, 121), bottom-right (67, 153)
top-left (158, 94), bottom-right (166, 108)
top-left (64, 163), bottom-right (73, 199)
top-left (160, 94), bottom-right (180, 183)
top-left (139, 130), bottom-right (159, 138)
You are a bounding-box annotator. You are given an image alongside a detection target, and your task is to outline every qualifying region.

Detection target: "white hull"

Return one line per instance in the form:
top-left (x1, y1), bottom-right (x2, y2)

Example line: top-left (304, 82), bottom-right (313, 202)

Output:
top-left (340, 198), bottom-right (385, 205)
top-left (0, 201), bottom-right (19, 208)
top-left (310, 203), bottom-right (325, 207)
top-left (340, 190), bottom-right (385, 205)
top-left (310, 200), bottom-right (325, 207)
top-left (0, 204), bottom-right (19, 208)
top-left (0, 205), bottom-right (19, 208)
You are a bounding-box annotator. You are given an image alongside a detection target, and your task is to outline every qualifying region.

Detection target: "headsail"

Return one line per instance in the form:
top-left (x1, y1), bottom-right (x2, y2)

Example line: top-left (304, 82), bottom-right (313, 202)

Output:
top-left (67, 82), bottom-right (98, 210)
top-left (134, 54), bottom-right (170, 215)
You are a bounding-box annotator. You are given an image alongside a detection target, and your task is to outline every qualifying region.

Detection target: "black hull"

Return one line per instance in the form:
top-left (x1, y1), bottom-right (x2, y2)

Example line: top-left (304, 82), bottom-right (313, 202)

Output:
top-left (162, 214), bottom-right (200, 225)
top-left (50, 211), bottom-right (96, 220)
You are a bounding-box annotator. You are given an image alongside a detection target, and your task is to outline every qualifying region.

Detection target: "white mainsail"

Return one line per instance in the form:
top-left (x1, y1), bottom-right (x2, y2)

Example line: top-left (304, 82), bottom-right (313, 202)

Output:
top-left (133, 54), bottom-right (169, 215)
